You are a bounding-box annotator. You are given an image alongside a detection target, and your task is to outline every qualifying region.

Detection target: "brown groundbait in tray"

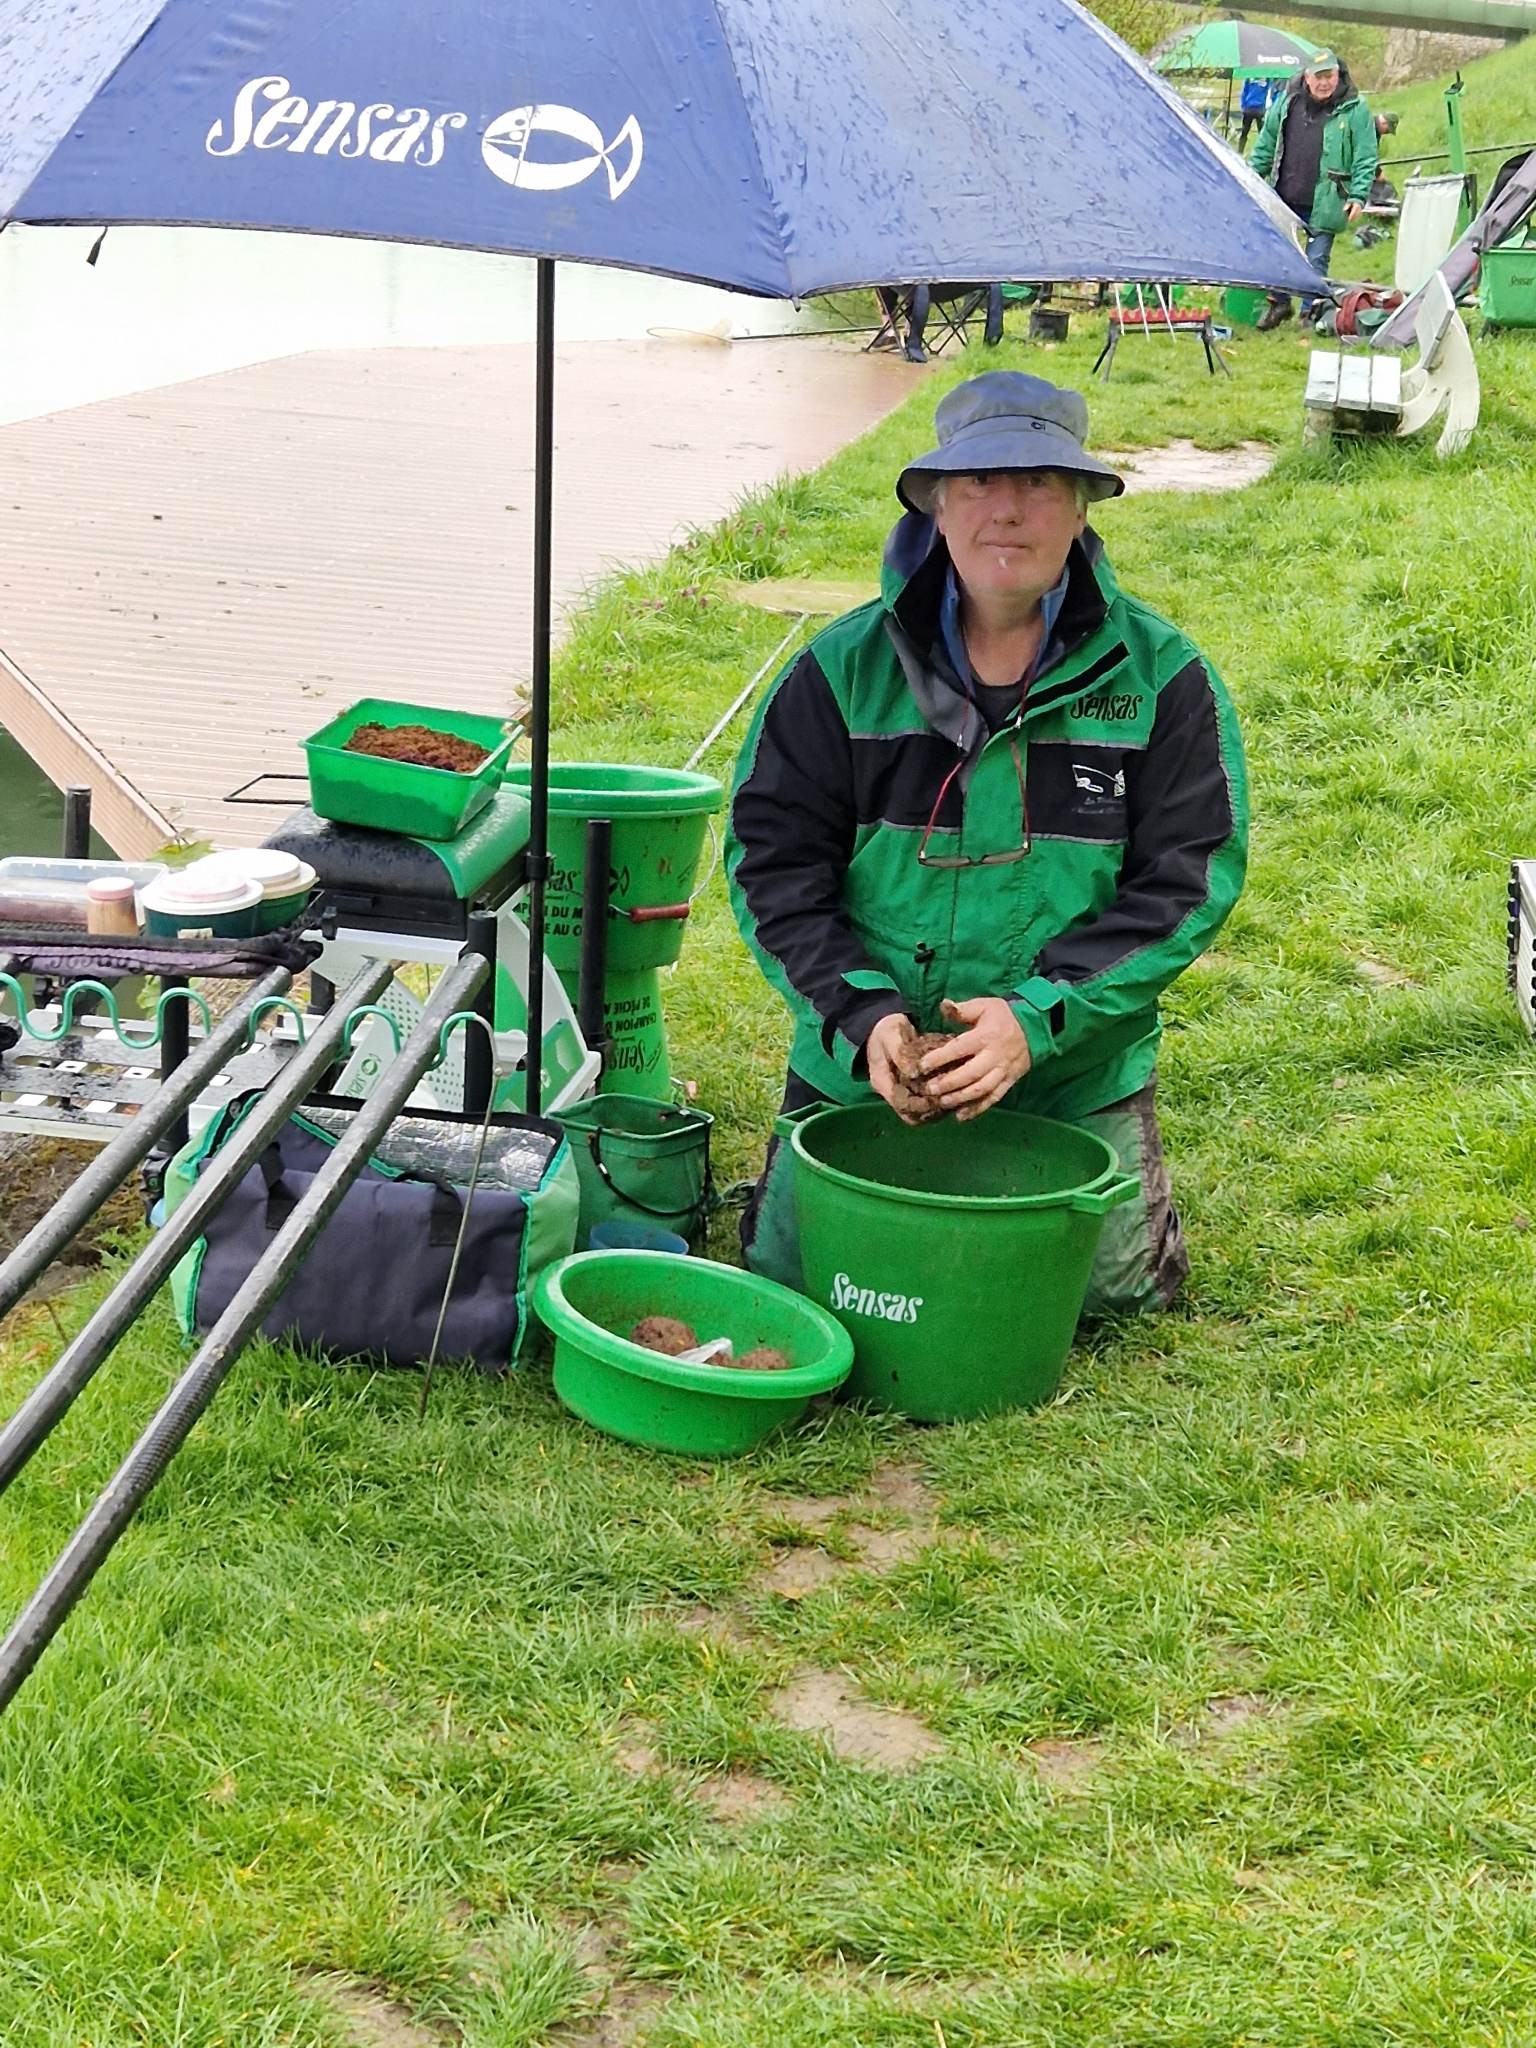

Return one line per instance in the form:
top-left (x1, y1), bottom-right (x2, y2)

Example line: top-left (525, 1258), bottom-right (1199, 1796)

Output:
top-left (344, 723), bottom-right (490, 773)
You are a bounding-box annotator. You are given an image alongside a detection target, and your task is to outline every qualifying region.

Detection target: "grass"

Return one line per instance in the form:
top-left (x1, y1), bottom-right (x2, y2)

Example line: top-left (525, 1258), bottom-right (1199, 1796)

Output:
top-left (8, 60), bottom-right (1536, 2042)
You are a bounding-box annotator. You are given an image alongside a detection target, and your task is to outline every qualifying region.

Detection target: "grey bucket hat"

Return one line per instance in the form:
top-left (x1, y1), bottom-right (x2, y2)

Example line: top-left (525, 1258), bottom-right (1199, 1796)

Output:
top-left (897, 371), bottom-right (1125, 514)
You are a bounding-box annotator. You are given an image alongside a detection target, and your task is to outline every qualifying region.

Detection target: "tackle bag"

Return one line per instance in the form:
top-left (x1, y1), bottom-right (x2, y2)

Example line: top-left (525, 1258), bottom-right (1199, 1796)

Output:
top-left (165, 1092), bottom-right (580, 1372)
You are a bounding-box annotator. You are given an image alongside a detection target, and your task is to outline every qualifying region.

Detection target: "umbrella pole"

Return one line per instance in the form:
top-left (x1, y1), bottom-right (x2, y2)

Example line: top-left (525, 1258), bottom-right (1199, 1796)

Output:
top-left (525, 256), bottom-right (555, 1121)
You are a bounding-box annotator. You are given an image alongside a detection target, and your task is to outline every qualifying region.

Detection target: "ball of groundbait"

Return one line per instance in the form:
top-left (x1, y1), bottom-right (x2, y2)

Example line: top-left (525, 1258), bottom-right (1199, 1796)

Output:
top-left (732, 1346), bottom-right (794, 1373)
top-left (890, 1028), bottom-right (960, 1124)
top-left (629, 1314), bottom-right (698, 1356)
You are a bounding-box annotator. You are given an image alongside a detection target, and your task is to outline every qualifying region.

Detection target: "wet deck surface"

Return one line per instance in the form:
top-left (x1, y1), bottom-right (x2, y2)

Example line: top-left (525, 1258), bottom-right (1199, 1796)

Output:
top-left (0, 336), bottom-right (910, 856)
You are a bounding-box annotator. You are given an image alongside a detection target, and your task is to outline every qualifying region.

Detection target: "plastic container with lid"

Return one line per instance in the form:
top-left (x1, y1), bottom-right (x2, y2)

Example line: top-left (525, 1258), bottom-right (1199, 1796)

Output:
top-left (141, 864), bottom-right (263, 939)
top-left (196, 849), bottom-right (317, 932)
top-left (85, 875), bottom-right (142, 936)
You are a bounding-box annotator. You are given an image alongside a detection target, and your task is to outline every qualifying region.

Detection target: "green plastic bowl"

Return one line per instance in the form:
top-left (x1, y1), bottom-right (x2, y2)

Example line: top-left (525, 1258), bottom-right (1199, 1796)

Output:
top-left (305, 698), bottom-right (516, 840)
top-left (533, 1250), bottom-right (853, 1457)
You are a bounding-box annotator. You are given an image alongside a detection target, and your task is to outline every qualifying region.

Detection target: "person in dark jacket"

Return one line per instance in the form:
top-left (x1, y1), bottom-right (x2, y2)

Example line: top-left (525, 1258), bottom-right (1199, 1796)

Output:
top-left (1250, 52), bottom-right (1378, 328)
top-left (727, 373), bottom-right (1248, 1317)
top-left (1237, 75), bottom-right (1275, 152)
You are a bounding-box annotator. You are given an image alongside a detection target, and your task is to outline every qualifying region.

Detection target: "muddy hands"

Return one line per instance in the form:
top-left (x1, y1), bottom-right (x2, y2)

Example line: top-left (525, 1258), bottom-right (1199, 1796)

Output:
top-left (866, 1003), bottom-right (1032, 1126)
top-left (869, 1016), bottom-right (956, 1125)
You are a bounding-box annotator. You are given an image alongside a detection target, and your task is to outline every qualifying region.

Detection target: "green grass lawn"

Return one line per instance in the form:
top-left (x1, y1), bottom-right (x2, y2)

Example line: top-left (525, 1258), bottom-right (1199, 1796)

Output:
top-left (8, 183), bottom-right (1536, 2048)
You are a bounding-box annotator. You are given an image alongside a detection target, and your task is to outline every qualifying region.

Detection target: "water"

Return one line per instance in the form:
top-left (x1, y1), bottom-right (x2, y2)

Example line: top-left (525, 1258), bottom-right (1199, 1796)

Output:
top-left (0, 729), bottom-right (114, 859)
top-left (0, 222), bottom-right (808, 427)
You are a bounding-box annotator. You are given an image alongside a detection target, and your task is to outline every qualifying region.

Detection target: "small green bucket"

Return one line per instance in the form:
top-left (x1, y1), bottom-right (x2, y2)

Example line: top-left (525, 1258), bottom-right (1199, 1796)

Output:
top-left (782, 1104), bottom-right (1138, 1421)
top-left (502, 763), bottom-right (721, 973)
top-left (1223, 286), bottom-right (1268, 327)
top-left (557, 1092), bottom-right (713, 1244)
top-left (534, 1250), bottom-right (853, 1456)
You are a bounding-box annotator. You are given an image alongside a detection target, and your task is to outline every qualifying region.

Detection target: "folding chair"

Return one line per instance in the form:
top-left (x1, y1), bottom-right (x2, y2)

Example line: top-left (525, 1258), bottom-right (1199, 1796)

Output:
top-left (865, 283), bottom-right (1004, 359)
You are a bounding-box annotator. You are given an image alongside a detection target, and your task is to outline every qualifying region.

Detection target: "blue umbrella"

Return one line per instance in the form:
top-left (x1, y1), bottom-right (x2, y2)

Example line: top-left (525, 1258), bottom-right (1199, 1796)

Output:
top-left (1, 0), bottom-right (1320, 1107)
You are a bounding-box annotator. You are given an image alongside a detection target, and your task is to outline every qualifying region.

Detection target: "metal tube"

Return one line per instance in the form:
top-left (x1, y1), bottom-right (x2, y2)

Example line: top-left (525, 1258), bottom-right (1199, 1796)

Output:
top-left (462, 913), bottom-right (498, 1115)
top-left (0, 960), bottom-right (394, 1498)
top-left (525, 255), bottom-right (556, 1120)
top-left (1379, 141), bottom-right (1536, 168)
top-left (0, 954), bottom-right (488, 1718)
top-left (0, 966), bottom-right (292, 1324)
top-left (578, 817), bottom-right (612, 1074)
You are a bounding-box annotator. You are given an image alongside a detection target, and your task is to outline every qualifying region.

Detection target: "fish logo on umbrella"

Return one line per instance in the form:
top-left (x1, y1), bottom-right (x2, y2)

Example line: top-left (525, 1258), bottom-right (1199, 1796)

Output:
top-left (482, 105), bottom-right (643, 199)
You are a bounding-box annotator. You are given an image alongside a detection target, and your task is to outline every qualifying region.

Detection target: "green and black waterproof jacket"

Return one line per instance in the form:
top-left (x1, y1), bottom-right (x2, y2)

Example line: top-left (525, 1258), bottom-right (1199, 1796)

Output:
top-left (1249, 67), bottom-right (1378, 235)
top-left (726, 515), bottom-right (1248, 1122)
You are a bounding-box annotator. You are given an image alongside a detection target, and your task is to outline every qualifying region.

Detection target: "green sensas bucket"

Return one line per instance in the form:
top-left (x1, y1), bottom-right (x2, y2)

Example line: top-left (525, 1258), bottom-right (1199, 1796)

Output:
top-left (592, 967), bottom-right (671, 1095)
top-left (782, 1105), bottom-right (1138, 1422)
top-left (502, 762), bottom-right (722, 973)
top-left (1223, 286), bottom-right (1268, 327)
top-left (557, 1092), bottom-right (713, 1244)
top-left (534, 1250), bottom-right (853, 1456)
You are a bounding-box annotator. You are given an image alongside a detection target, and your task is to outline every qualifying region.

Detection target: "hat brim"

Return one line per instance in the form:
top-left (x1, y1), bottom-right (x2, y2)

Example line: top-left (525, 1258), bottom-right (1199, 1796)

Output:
top-left (897, 419), bottom-right (1125, 514)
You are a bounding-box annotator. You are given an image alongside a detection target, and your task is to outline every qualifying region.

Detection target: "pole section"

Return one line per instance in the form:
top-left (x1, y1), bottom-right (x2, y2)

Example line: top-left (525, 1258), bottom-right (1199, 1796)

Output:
top-left (0, 961), bottom-right (394, 1497)
top-left (0, 955), bottom-right (487, 1717)
top-left (525, 256), bottom-right (556, 1119)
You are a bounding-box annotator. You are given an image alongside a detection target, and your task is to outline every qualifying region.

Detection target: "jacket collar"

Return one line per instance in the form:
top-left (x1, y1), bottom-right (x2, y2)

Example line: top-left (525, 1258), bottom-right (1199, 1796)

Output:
top-left (879, 518), bottom-right (1122, 750)
top-left (882, 512), bottom-right (1113, 657)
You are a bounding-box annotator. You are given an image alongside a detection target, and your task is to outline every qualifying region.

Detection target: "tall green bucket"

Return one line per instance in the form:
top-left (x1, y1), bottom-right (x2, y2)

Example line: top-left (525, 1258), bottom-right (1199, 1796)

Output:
top-left (503, 762), bottom-right (722, 974)
top-left (780, 1104), bottom-right (1138, 1421)
top-left (558, 1092), bottom-right (714, 1246)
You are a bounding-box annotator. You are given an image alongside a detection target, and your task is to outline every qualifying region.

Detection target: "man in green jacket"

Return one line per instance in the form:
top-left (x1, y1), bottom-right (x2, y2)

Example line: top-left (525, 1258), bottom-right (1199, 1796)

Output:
top-left (727, 372), bottom-right (1248, 1316)
top-left (1250, 51), bottom-right (1378, 330)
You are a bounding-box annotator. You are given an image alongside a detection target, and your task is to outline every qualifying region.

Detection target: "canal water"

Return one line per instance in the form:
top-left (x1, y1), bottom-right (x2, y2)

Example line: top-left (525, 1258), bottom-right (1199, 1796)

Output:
top-left (0, 730), bottom-right (114, 859)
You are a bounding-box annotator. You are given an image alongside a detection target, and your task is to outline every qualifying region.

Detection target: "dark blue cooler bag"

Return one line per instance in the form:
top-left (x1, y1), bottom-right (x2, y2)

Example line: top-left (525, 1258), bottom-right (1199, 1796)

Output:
top-left (167, 1093), bottom-right (580, 1372)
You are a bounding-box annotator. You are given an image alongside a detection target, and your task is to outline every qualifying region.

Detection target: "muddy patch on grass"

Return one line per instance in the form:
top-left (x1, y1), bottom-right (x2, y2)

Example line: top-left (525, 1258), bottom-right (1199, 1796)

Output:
top-left (751, 1460), bottom-right (944, 1599)
top-left (1098, 440), bottom-right (1276, 494)
top-left (769, 1667), bottom-right (941, 1769)
top-left (868, 1460), bottom-right (941, 1522)
top-left (760, 1494), bottom-right (856, 1534)
top-left (551, 1914), bottom-right (671, 2048)
top-left (0, 1135), bottom-right (141, 1323)
top-left (1026, 1736), bottom-right (1107, 1792)
top-left (1352, 954), bottom-right (1417, 988)
top-left (614, 1724), bottom-right (790, 1823)
top-left (693, 1768), bottom-right (792, 1822)
top-left (674, 1603), bottom-right (756, 1649)
top-left (614, 1728), bottom-right (665, 1778)
top-left (1170, 1693), bottom-right (1278, 1748)
top-left (297, 1971), bottom-right (447, 2048)
top-left (755, 1547), bottom-right (850, 1598)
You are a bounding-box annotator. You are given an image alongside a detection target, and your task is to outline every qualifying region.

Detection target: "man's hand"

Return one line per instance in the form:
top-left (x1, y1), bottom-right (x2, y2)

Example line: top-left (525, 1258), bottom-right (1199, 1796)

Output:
top-left (921, 997), bottom-right (1031, 1121)
top-left (865, 1013), bottom-right (931, 1126)
top-left (1345, 201), bottom-right (1364, 221)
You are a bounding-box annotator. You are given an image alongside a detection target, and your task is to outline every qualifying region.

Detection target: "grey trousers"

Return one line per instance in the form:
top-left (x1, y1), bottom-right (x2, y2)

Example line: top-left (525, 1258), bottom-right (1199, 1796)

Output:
top-left (741, 1072), bottom-right (1187, 1318)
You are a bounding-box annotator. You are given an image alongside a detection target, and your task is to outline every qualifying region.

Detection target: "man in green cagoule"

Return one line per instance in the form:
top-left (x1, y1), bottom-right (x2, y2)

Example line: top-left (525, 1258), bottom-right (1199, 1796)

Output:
top-left (727, 371), bottom-right (1248, 1316)
top-left (1250, 50), bottom-right (1378, 330)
